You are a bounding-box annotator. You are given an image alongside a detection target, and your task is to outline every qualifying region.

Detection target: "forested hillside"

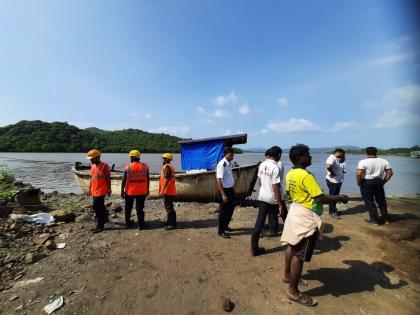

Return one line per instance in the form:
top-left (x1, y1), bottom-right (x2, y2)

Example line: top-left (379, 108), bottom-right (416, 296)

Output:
top-left (0, 120), bottom-right (182, 153)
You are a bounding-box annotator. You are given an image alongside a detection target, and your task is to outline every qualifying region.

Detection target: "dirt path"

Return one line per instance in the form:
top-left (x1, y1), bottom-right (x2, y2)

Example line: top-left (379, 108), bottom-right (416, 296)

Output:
top-left (1, 196), bottom-right (419, 314)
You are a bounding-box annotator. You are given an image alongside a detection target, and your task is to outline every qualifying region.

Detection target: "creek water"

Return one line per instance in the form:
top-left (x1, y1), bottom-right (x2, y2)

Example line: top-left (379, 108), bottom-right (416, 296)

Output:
top-left (0, 152), bottom-right (419, 196)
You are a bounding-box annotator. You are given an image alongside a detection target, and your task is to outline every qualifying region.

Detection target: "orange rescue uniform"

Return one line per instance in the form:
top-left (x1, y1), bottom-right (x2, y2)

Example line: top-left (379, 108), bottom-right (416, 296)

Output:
top-left (90, 162), bottom-right (111, 196)
top-left (159, 164), bottom-right (176, 195)
top-left (124, 162), bottom-right (149, 195)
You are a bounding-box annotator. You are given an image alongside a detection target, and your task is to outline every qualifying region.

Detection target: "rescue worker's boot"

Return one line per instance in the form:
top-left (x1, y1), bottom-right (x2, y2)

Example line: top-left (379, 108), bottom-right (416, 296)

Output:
top-left (137, 210), bottom-right (147, 230)
top-left (165, 211), bottom-right (177, 230)
top-left (125, 208), bottom-right (134, 228)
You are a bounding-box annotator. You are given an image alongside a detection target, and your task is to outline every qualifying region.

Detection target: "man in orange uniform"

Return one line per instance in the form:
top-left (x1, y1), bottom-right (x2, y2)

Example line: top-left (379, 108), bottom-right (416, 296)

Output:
top-left (159, 153), bottom-right (177, 230)
top-left (121, 150), bottom-right (150, 230)
top-left (87, 149), bottom-right (111, 234)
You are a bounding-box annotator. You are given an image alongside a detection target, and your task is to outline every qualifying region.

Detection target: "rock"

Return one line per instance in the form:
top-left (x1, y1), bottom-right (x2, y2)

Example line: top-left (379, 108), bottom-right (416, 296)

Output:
top-left (75, 214), bottom-right (88, 223)
top-left (112, 205), bottom-right (123, 213)
top-left (221, 297), bottom-right (234, 312)
top-left (33, 234), bottom-right (52, 246)
top-left (50, 210), bottom-right (76, 223)
top-left (45, 240), bottom-right (57, 250)
top-left (15, 189), bottom-right (41, 206)
top-left (12, 208), bottom-right (27, 215)
top-left (110, 213), bottom-right (118, 218)
top-left (24, 252), bottom-right (45, 264)
top-left (0, 206), bottom-right (12, 218)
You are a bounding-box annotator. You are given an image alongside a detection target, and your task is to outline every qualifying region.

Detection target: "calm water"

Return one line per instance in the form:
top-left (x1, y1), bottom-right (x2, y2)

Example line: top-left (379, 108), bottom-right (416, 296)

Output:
top-left (0, 152), bottom-right (419, 196)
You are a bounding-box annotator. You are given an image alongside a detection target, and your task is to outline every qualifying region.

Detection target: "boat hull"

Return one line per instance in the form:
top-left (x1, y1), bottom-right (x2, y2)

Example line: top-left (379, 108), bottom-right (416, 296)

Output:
top-left (72, 164), bottom-right (259, 202)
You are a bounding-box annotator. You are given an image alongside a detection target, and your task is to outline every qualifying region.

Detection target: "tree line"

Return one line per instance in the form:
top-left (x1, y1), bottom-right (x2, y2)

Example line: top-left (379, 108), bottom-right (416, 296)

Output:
top-left (0, 120), bottom-right (183, 153)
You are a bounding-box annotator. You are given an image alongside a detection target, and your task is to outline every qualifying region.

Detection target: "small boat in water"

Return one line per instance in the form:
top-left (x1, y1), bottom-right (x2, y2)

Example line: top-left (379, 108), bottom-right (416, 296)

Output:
top-left (410, 151), bottom-right (420, 158)
top-left (72, 134), bottom-right (259, 202)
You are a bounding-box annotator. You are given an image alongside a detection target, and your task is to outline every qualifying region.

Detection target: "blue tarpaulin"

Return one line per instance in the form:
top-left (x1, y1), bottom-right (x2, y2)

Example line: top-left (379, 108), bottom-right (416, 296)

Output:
top-left (181, 139), bottom-right (224, 171)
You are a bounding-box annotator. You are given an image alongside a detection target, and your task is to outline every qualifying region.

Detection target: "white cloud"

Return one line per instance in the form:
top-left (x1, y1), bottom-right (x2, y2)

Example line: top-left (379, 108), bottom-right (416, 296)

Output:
top-left (224, 129), bottom-right (245, 135)
top-left (130, 112), bottom-right (139, 117)
top-left (366, 84), bottom-right (420, 129)
top-left (375, 110), bottom-right (420, 128)
top-left (267, 118), bottom-right (321, 133)
top-left (238, 103), bottom-right (251, 115)
top-left (145, 113), bottom-right (152, 119)
top-left (195, 118), bottom-right (215, 124)
top-left (334, 121), bottom-right (358, 132)
top-left (154, 126), bottom-right (190, 136)
top-left (214, 109), bottom-right (229, 118)
top-left (260, 128), bottom-right (269, 135)
top-left (196, 106), bottom-right (206, 113)
top-left (276, 97), bottom-right (289, 108)
top-left (370, 53), bottom-right (414, 65)
top-left (213, 91), bottom-right (237, 106)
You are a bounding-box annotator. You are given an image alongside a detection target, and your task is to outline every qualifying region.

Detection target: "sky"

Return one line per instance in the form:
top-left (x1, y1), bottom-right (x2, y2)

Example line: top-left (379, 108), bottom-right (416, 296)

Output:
top-left (0, 0), bottom-right (419, 149)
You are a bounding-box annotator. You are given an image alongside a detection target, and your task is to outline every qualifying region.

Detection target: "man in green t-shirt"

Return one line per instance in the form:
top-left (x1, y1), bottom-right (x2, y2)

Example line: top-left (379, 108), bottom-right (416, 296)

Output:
top-left (281, 144), bottom-right (348, 307)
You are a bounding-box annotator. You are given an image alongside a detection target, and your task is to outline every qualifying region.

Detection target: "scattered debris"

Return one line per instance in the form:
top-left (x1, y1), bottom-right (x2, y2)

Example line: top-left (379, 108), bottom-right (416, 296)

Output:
top-left (50, 210), bottom-right (76, 223)
top-left (45, 240), bottom-right (57, 250)
top-left (56, 243), bottom-right (66, 249)
top-left (221, 296), bottom-right (234, 312)
top-left (13, 277), bottom-right (45, 289)
top-left (9, 213), bottom-right (55, 224)
top-left (43, 296), bottom-right (64, 314)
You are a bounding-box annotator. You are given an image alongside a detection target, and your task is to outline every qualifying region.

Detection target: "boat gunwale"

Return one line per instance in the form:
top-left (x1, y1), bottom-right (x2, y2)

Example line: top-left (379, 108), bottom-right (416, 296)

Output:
top-left (72, 163), bottom-right (260, 179)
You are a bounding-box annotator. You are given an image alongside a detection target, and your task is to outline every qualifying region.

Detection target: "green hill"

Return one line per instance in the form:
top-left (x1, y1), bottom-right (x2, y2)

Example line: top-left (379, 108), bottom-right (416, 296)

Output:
top-left (0, 120), bottom-right (183, 153)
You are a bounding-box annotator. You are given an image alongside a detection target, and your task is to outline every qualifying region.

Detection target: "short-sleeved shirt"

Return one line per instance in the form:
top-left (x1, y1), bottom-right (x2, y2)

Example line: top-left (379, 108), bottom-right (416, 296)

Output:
top-left (286, 168), bottom-right (324, 216)
top-left (278, 160), bottom-right (285, 197)
top-left (325, 154), bottom-right (344, 183)
top-left (357, 157), bottom-right (392, 179)
top-left (258, 159), bottom-right (281, 204)
top-left (216, 157), bottom-right (234, 188)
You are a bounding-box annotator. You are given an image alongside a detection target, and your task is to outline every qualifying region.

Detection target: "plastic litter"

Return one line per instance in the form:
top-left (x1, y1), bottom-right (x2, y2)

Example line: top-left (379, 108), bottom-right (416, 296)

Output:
top-left (56, 243), bottom-right (66, 249)
top-left (9, 213), bottom-right (55, 224)
top-left (44, 296), bottom-right (64, 314)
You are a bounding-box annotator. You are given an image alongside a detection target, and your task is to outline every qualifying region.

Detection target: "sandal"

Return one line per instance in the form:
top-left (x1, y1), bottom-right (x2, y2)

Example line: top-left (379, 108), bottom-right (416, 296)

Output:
top-left (281, 277), bottom-right (308, 286)
top-left (287, 292), bottom-right (317, 306)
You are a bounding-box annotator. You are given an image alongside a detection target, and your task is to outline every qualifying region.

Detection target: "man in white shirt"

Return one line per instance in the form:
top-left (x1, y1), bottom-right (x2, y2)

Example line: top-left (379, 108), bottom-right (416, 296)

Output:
top-left (251, 146), bottom-right (286, 256)
top-left (216, 147), bottom-right (235, 238)
top-left (356, 147), bottom-right (393, 225)
top-left (325, 148), bottom-right (345, 219)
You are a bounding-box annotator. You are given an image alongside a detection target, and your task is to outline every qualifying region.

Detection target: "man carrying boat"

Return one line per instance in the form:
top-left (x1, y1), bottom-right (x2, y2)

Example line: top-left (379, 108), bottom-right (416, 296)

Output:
top-left (251, 146), bottom-right (286, 256)
top-left (216, 147), bottom-right (236, 239)
top-left (159, 153), bottom-right (177, 230)
top-left (86, 149), bottom-right (111, 234)
top-left (356, 146), bottom-right (393, 225)
top-left (281, 144), bottom-right (348, 306)
top-left (121, 150), bottom-right (150, 230)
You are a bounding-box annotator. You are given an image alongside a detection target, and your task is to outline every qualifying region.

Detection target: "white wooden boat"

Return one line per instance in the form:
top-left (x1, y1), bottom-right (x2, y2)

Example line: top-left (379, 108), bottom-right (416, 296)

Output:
top-left (72, 163), bottom-right (258, 202)
top-left (72, 134), bottom-right (260, 202)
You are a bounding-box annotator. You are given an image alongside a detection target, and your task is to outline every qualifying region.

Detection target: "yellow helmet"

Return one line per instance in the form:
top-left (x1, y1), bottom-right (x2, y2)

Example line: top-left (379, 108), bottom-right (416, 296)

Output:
top-left (129, 150), bottom-right (141, 158)
top-left (86, 149), bottom-right (101, 159)
top-left (162, 153), bottom-right (173, 160)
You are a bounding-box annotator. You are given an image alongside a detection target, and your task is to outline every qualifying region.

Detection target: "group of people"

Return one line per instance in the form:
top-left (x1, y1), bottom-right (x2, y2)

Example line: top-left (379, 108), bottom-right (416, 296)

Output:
top-left (85, 149), bottom-right (177, 234)
top-left (85, 144), bottom-right (394, 306)
top-left (215, 144), bottom-right (393, 306)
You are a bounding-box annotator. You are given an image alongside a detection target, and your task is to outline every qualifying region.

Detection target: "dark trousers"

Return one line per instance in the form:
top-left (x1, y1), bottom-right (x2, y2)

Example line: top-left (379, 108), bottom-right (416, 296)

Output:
top-left (218, 188), bottom-right (236, 234)
top-left (326, 180), bottom-right (342, 214)
top-left (163, 195), bottom-right (177, 226)
top-left (251, 201), bottom-right (279, 250)
top-left (360, 178), bottom-right (388, 222)
top-left (125, 195), bottom-right (146, 226)
top-left (92, 195), bottom-right (107, 229)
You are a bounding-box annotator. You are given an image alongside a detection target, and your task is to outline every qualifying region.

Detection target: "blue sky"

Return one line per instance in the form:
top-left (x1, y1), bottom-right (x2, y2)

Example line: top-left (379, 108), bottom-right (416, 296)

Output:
top-left (0, 0), bottom-right (419, 149)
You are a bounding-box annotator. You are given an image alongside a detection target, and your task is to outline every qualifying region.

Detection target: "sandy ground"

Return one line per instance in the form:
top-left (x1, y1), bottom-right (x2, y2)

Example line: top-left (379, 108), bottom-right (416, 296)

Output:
top-left (0, 195), bottom-right (419, 314)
